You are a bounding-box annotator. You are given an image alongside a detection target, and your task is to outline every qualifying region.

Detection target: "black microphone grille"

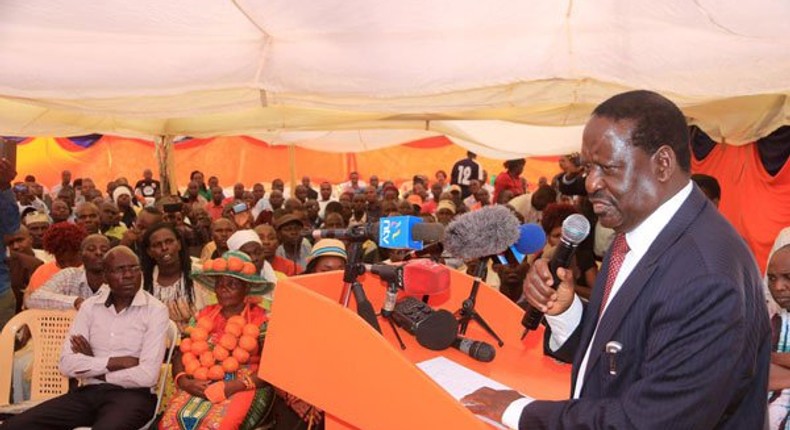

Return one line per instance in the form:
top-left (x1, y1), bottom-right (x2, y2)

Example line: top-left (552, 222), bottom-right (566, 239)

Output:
top-left (561, 213), bottom-right (590, 245)
top-left (471, 341), bottom-right (496, 362)
top-left (411, 222), bottom-right (445, 242)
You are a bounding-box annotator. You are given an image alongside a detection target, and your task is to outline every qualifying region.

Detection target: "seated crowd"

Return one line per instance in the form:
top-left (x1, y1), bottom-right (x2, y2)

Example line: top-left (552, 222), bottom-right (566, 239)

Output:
top-left (3, 153), bottom-right (780, 429)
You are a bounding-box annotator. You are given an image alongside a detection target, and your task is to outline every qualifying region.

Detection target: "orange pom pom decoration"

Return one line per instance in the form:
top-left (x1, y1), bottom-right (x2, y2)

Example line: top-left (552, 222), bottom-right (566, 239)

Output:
top-left (196, 317), bottom-right (214, 332)
top-left (219, 333), bottom-right (238, 351)
top-left (241, 262), bottom-right (257, 275)
top-left (190, 327), bottom-right (209, 342)
top-left (184, 360), bottom-right (200, 376)
top-left (193, 367), bottom-right (209, 381)
top-left (179, 338), bottom-right (193, 354)
top-left (227, 316), bottom-right (246, 327)
top-left (213, 345), bottom-right (230, 361)
top-left (232, 347), bottom-right (250, 364)
top-left (242, 324), bottom-right (259, 338)
top-left (222, 357), bottom-right (239, 373)
top-left (208, 365), bottom-right (225, 381)
top-left (212, 258), bottom-right (228, 272)
top-left (191, 340), bottom-right (209, 355)
top-left (238, 335), bottom-right (258, 353)
top-left (225, 323), bottom-right (242, 338)
top-left (199, 351), bottom-right (215, 368)
top-left (227, 257), bottom-right (245, 272)
top-left (202, 260), bottom-right (213, 271)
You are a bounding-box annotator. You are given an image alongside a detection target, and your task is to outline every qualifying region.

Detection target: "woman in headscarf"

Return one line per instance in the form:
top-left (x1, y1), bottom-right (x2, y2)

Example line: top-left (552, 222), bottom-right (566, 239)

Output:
top-left (766, 227), bottom-right (790, 429)
top-left (159, 250), bottom-right (274, 430)
top-left (112, 183), bottom-right (140, 228)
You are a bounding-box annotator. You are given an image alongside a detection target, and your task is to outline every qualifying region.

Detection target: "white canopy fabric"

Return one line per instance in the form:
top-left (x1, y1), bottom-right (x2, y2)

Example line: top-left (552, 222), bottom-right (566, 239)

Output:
top-left (1, 0), bottom-right (788, 156)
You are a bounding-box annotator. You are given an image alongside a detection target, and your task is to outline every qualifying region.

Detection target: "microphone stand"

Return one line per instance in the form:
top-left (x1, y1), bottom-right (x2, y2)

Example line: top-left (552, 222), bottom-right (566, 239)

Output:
top-left (380, 281), bottom-right (406, 350)
top-left (341, 240), bottom-right (382, 334)
top-left (456, 256), bottom-right (504, 347)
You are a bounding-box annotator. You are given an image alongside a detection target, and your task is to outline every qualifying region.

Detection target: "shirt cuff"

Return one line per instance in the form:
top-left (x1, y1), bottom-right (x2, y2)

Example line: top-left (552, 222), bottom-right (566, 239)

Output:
top-left (545, 294), bottom-right (583, 352)
top-left (502, 397), bottom-right (533, 429)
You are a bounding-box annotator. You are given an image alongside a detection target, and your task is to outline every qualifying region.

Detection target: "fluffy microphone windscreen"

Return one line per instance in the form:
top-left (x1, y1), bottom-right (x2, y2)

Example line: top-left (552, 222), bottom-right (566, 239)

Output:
top-left (402, 259), bottom-right (451, 296)
top-left (414, 309), bottom-right (459, 351)
top-left (443, 205), bottom-right (520, 260)
top-left (513, 223), bottom-right (547, 255)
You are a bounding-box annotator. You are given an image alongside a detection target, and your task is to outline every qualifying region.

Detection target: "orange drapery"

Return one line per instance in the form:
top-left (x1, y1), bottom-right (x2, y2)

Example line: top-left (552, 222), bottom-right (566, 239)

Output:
top-left (692, 143), bottom-right (790, 273)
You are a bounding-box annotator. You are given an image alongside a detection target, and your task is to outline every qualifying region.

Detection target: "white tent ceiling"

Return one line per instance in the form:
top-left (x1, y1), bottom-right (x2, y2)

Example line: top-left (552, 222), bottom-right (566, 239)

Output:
top-left (1, 0), bottom-right (788, 157)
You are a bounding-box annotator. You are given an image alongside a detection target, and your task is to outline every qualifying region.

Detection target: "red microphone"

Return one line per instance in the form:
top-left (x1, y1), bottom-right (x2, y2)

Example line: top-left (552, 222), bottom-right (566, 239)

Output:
top-left (367, 259), bottom-right (451, 296)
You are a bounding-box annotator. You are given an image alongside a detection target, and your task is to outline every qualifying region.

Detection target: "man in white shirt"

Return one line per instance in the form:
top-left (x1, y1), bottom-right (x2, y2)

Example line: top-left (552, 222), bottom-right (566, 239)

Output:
top-left (463, 90), bottom-right (769, 429)
top-left (1, 246), bottom-right (169, 430)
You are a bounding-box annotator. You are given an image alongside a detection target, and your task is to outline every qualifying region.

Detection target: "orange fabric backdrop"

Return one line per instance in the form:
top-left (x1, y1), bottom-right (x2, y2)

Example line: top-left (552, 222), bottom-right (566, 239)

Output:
top-left (17, 135), bottom-right (560, 191)
top-left (692, 143), bottom-right (790, 273)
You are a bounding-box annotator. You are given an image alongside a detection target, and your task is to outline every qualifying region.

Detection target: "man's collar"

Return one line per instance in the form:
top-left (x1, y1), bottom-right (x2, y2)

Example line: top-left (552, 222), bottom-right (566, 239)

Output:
top-left (102, 286), bottom-right (147, 308)
top-left (625, 180), bottom-right (693, 255)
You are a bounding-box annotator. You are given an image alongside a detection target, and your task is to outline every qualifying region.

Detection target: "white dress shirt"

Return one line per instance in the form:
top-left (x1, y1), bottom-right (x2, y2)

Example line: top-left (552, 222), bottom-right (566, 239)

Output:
top-left (59, 287), bottom-right (169, 390)
top-left (502, 181), bottom-right (692, 429)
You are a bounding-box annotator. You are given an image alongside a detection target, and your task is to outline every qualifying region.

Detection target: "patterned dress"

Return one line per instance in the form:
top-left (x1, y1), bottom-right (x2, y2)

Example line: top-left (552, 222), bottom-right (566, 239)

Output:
top-left (159, 303), bottom-right (274, 430)
top-left (770, 310), bottom-right (790, 430)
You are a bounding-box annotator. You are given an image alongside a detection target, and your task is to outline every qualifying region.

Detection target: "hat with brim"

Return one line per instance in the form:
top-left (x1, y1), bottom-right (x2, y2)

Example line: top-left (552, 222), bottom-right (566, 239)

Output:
top-left (274, 213), bottom-right (303, 230)
top-left (305, 239), bottom-right (347, 273)
top-left (436, 199), bottom-right (457, 214)
top-left (449, 184), bottom-right (462, 194)
top-left (192, 250), bottom-right (273, 296)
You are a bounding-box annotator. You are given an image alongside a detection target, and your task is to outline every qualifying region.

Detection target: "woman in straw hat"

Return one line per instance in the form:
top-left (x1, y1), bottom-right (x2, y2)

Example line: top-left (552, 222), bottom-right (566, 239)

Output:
top-left (159, 250), bottom-right (274, 430)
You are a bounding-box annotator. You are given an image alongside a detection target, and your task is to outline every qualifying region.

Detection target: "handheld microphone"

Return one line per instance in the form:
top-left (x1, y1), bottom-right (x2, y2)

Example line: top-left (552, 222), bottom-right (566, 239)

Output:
top-left (521, 214), bottom-right (590, 336)
top-left (367, 259), bottom-right (451, 297)
top-left (496, 223), bottom-right (547, 265)
top-left (452, 337), bottom-right (496, 362)
top-left (443, 205), bottom-right (520, 261)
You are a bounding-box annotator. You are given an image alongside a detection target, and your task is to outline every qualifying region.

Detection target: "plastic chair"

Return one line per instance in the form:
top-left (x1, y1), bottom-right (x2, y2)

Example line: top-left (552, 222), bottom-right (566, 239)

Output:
top-left (73, 319), bottom-right (179, 430)
top-left (0, 309), bottom-right (76, 415)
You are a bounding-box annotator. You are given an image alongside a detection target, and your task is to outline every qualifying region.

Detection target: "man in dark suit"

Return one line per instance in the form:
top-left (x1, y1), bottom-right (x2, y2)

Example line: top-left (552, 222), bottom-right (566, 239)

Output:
top-left (463, 90), bottom-right (770, 429)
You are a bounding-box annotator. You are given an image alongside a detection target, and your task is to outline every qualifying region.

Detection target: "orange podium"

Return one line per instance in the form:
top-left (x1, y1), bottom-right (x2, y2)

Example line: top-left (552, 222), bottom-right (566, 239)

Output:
top-left (259, 269), bottom-right (571, 430)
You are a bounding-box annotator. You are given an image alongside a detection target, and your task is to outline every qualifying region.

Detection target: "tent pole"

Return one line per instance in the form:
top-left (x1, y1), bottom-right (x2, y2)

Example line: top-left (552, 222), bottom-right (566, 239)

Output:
top-left (288, 143), bottom-right (296, 193)
top-left (154, 135), bottom-right (177, 196)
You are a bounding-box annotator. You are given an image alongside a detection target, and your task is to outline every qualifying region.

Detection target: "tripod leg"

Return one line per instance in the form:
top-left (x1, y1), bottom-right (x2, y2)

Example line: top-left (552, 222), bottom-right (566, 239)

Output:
top-left (387, 318), bottom-right (406, 350)
top-left (472, 312), bottom-right (505, 347)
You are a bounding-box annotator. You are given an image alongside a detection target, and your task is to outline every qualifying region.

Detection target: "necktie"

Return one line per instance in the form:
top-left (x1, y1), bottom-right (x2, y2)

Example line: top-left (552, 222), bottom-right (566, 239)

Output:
top-left (600, 233), bottom-right (630, 315)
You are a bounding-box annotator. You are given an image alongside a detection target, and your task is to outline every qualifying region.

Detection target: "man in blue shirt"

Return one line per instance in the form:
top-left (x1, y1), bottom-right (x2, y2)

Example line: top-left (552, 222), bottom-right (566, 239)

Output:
top-left (0, 157), bottom-right (21, 329)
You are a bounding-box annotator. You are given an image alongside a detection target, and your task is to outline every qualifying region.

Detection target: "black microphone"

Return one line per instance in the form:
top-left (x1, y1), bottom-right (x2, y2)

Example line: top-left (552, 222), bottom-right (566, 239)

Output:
top-left (521, 214), bottom-right (591, 337)
top-left (452, 336), bottom-right (496, 362)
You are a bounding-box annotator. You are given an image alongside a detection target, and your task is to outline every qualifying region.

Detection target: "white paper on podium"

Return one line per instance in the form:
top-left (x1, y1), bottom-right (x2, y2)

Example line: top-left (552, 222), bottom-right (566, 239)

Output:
top-left (417, 356), bottom-right (514, 429)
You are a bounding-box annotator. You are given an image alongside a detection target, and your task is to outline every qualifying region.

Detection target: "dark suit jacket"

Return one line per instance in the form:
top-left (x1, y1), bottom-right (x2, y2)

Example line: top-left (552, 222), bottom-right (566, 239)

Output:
top-left (522, 186), bottom-right (771, 429)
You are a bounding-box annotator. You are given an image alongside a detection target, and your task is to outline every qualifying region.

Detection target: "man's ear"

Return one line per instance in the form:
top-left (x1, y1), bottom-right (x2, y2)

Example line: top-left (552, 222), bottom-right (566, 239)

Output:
top-left (652, 145), bottom-right (676, 182)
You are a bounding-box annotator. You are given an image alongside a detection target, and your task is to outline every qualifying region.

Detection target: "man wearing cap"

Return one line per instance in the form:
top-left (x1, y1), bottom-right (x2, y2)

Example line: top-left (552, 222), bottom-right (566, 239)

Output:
top-left (23, 211), bottom-right (51, 251)
top-left (435, 199), bottom-right (457, 226)
top-left (226, 230), bottom-right (278, 304)
top-left (275, 214), bottom-right (311, 273)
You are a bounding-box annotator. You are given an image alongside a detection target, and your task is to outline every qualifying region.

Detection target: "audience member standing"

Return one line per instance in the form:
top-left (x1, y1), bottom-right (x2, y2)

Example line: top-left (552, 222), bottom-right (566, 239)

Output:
top-left (450, 151), bottom-right (485, 199)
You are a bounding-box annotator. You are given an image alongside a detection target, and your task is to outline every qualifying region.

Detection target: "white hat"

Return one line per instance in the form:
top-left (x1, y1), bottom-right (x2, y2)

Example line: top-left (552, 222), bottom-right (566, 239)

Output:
top-left (227, 229), bottom-right (262, 251)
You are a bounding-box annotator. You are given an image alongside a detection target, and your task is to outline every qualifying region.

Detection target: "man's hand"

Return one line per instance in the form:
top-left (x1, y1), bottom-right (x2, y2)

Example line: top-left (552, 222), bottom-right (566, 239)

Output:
top-left (178, 377), bottom-right (210, 399)
top-left (106, 356), bottom-right (139, 371)
top-left (70, 335), bottom-right (94, 356)
top-left (0, 158), bottom-right (17, 190)
top-left (461, 388), bottom-right (524, 424)
top-left (522, 258), bottom-right (576, 316)
top-left (73, 297), bottom-right (85, 310)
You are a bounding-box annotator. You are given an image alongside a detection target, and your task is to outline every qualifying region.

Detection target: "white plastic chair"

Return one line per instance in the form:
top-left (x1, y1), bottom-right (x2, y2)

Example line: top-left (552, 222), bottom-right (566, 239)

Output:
top-left (0, 309), bottom-right (76, 415)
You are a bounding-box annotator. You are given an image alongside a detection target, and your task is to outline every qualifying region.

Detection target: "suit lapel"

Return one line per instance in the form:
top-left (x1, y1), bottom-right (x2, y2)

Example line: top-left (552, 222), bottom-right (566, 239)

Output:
top-left (579, 186), bottom-right (709, 391)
